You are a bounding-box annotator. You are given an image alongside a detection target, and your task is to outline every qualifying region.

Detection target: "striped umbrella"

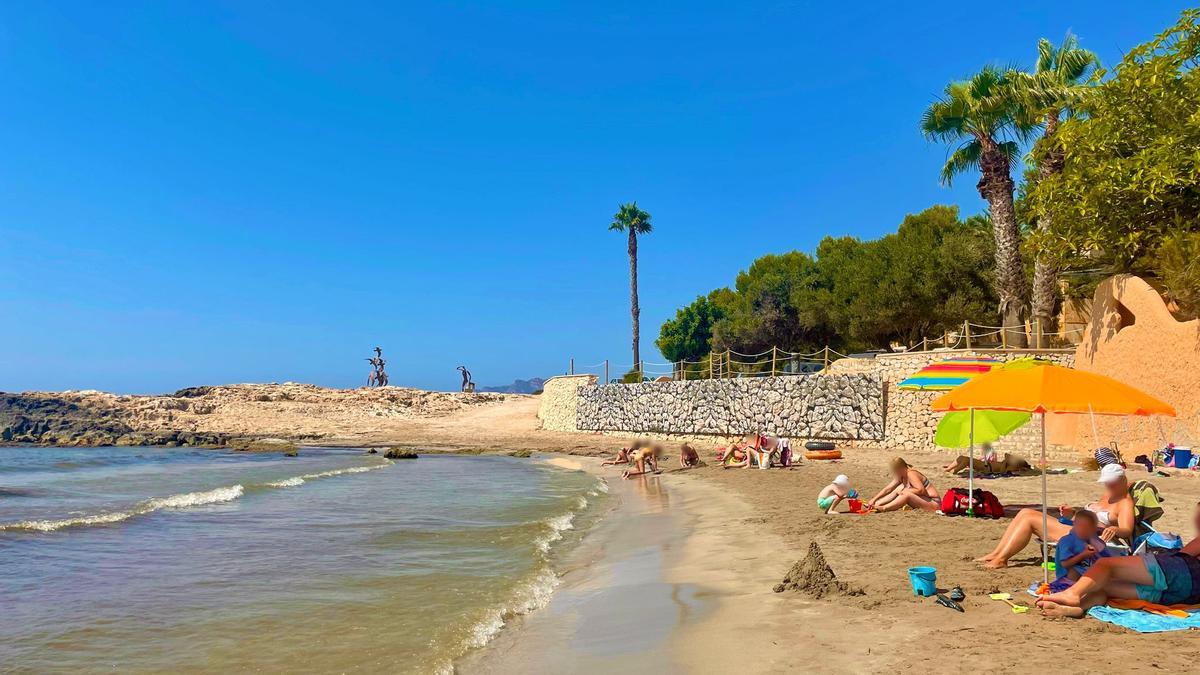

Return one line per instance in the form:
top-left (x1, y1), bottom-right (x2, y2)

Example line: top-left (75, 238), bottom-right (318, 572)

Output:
top-left (897, 357), bottom-right (1002, 390)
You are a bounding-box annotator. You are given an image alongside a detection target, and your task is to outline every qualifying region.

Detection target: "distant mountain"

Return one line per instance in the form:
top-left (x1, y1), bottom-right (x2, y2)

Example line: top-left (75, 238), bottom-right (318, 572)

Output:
top-left (478, 377), bottom-right (546, 394)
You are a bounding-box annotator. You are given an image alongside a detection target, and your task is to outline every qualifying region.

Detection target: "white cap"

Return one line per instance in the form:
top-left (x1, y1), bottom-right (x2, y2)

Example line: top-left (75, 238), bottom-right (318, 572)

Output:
top-left (1098, 464), bottom-right (1126, 483)
top-left (833, 474), bottom-right (850, 487)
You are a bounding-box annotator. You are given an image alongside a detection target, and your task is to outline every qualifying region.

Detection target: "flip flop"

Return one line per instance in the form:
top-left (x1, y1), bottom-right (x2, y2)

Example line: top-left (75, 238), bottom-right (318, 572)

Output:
top-left (935, 594), bottom-right (964, 612)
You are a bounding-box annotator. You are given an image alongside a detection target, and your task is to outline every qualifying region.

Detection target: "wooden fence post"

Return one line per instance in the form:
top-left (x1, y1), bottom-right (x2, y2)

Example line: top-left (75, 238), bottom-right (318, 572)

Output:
top-left (823, 346), bottom-right (831, 371)
top-left (1001, 326), bottom-right (1009, 350)
top-left (964, 321), bottom-right (972, 350)
top-left (771, 346), bottom-right (778, 377)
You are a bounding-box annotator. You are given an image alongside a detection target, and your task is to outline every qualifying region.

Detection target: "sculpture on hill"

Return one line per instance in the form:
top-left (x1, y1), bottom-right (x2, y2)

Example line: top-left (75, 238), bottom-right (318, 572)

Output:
top-left (366, 347), bottom-right (389, 387)
top-left (457, 365), bottom-right (475, 393)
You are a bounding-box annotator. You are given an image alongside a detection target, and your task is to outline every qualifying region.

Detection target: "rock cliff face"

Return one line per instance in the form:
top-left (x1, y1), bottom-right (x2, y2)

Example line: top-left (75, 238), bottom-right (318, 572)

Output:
top-left (574, 374), bottom-right (885, 440)
top-left (0, 383), bottom-right (516, 447)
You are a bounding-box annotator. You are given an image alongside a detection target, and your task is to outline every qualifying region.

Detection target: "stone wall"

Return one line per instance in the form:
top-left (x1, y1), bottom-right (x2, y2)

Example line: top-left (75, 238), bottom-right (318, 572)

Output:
top-left (536, 374), bottom-right (596, 431)
top-left (575, 374), bottom-right (884, 440)
top-left (830, 349), bottom-right (1076, 455)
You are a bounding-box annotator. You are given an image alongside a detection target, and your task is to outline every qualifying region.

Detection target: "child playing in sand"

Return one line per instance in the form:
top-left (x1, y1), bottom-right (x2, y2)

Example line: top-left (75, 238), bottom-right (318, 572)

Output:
top-left (602, 438), bottom-right (649, 466)
top-left (1055, 509), bottom-right (1115, 582)
top-left (679, 443), bottom-right (701, 468)
top-left (623, 444), bottom-right (663, 478)
top-left (816, 475), bottom-right (853, 514)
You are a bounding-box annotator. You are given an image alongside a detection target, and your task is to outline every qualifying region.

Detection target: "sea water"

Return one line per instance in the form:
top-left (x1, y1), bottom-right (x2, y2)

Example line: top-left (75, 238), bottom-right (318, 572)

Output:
top-left (0, 446), bottom-right (607, 673)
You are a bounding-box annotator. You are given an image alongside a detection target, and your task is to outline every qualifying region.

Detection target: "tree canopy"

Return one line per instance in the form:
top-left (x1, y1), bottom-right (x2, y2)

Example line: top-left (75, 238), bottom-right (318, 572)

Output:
top-left (657, 206), bottom-right (998, 360)
top-left (1028, 9), bottom-right (1200, 315)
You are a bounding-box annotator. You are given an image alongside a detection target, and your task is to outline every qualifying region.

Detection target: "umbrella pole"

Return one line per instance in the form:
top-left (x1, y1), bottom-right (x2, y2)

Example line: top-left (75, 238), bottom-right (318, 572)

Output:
top-left (1089, 403), bottom-right (1100, 450)
top-left (1041, 412), bottom-right (1049, 586)
top-left (968, 408), bottom-right (975, 516)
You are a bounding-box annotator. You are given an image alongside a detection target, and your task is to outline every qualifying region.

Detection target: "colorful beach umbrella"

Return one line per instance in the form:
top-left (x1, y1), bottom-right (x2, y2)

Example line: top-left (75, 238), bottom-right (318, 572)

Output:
top-left (934, 409), bottom-right (1031, 448)
top-left (931, 364), bottom-right (1176, 584)
top-left (897, 357), bottom-right (1001, 390)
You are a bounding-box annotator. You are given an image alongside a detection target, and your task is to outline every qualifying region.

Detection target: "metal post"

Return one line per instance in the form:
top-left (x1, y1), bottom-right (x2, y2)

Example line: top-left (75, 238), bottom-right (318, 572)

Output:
top-left (1040, 413), bottom-right (1049, 585)
top-left (569, 358), bottom-right (574, 375)
top-left (604, 359), bottom-right (609, 384)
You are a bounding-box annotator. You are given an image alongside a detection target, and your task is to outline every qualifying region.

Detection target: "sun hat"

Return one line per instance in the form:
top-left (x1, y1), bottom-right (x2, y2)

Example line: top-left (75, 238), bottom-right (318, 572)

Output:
top-left (1098, 463), bottom-right (1126, 483)
top-left (833, 474), bottom-right (850, 487)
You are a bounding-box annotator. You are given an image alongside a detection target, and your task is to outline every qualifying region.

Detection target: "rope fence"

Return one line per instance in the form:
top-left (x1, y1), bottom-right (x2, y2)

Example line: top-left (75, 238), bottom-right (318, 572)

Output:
top-left (567, 319), bottom-right (1084, 383)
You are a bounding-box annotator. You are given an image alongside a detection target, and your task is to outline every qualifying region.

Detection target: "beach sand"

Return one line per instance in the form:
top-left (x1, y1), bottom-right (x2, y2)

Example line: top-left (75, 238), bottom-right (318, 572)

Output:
top-left (377, 396), bottom-right (1200, 672)
top-left (462, 456), bottom-right (797, 673)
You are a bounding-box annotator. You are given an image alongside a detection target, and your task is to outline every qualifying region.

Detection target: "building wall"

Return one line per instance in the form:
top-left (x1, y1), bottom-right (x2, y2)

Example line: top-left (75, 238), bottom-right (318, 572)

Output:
top-left (536, 374), bottom-right (596, 431)
top-left (574, 374), bottom-right (885, 440)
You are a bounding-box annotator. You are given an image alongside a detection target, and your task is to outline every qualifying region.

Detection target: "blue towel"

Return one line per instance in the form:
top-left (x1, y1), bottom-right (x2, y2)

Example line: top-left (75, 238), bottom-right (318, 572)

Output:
top-left (1087, 606), bottom-right (1200, 632)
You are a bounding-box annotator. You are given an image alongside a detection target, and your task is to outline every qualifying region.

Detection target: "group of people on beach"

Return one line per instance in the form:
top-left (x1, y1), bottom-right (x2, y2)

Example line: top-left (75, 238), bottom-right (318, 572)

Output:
top-left (603, 435), bottom-right (1200, 620)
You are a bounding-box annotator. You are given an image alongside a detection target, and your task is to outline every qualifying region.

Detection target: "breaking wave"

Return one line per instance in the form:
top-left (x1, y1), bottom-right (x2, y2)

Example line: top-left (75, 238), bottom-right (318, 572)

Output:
top-left (0, 484), bottom-right (246, 533)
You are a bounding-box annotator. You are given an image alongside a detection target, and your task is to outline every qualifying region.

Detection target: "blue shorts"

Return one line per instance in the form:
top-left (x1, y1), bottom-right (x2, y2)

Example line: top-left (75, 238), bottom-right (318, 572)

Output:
top-left (1135, 554), bottom-right (1167, 603)
top-left (1135, 553), bottom-right (1200, 605)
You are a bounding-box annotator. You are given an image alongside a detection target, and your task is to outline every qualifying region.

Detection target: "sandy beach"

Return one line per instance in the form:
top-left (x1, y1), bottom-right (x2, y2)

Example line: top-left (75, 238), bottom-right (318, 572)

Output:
top-left (451, 399), bottom-right (1200, 673)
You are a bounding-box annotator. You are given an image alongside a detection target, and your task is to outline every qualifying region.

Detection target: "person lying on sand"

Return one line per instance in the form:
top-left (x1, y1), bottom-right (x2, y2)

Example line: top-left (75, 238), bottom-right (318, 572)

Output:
top-left (719, 435), bottom-right (761, 469)
top-left (1037, 501), bottom-right (1200, 618)
top-left (623, 444), bottom-right (663, 479)
top-left (817, 474), bottom-right (853, 514)
top-left (866, 458), bottom-right (939, 513)
top-left (976, 464), bottom-right (1134, 569)
top-left (679, 443), bottom-right (701, 468)
top-left (943, 452), bottom-right (1033, 475)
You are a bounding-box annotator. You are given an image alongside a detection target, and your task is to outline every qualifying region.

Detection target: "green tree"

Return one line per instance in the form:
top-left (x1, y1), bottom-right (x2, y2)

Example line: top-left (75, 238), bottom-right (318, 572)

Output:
top-left (712, 251), bottom-right (840, 355)
top-left (1029, 9), bottom-right (1200, 318)
top-left (1008, 35), bottom-right (1100, 334)
top-left (609, 202), bottom-right (653, 368)
top-left (656, 290), bottom-right (731, 363)
top-left (922, 66), bottom-right (1035, 346)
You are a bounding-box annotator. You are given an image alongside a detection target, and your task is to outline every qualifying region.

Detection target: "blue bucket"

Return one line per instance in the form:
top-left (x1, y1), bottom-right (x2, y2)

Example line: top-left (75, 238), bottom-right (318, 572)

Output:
top-left (1173, 448), bottom-right (1193, 469)
top-left (907, 566), bottom-right (937, 597)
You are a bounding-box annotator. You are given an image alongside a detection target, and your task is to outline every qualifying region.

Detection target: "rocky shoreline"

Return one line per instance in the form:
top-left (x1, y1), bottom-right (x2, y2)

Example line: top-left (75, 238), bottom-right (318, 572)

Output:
top-left (1, 383), bottom-right (518, 449)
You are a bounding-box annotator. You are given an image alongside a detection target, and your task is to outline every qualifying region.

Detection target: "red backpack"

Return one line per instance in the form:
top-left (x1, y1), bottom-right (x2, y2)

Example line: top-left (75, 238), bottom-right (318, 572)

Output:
top-left (940, 487), bottom-right (1004, 518)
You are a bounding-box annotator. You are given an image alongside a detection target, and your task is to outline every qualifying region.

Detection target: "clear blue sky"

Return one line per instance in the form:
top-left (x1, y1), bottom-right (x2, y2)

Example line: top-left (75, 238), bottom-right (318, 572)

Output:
top-left (0, 2), bottom-right (1189, 393)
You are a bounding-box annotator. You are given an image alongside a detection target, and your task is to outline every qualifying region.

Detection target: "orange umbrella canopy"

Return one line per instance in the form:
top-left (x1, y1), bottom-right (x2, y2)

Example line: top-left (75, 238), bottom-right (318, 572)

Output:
top-left (930, 364), bottom-right (1176, 417)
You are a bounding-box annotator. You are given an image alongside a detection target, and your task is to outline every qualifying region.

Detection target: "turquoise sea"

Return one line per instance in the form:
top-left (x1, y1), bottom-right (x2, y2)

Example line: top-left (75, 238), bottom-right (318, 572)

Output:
top-left (0, 447), bottom-right (607, 673)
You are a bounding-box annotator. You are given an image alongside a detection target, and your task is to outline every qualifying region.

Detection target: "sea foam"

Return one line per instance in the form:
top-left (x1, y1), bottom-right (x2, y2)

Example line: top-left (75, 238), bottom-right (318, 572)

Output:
top-left (0, 484), bottom-right (245, 533)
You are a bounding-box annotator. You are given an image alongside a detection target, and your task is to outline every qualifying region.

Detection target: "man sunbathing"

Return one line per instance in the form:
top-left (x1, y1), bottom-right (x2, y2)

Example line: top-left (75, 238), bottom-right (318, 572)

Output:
top-left (943, 452), bottom-right (1033, 475)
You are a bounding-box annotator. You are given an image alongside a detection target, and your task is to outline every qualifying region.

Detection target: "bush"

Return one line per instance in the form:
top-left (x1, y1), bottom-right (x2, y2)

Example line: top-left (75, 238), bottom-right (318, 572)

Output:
top-left (621, 369), bottom-right (644, 384)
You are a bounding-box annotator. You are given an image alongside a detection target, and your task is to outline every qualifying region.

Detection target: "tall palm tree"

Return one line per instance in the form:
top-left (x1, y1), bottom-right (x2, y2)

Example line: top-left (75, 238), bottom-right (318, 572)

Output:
top-left (922, 66), bottom-right (1035, 347)
top-left (610, 202), bottom-right (653, 370)
top-left (1009, 36), bottom-right (1100, 339)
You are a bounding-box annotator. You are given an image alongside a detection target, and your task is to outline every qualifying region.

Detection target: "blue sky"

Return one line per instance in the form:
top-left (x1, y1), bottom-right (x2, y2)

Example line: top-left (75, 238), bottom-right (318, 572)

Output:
top-left (0, 2), bottom-right (1190, 393)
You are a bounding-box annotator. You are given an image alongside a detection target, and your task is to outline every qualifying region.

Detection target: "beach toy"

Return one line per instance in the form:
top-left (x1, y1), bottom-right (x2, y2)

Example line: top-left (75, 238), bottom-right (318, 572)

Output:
top-left (988, 592), bottom-right (1029, 614)
top-left (907, 566), bottom-right (937, 597)
top-left (805, 450), bottom-right (842, 461)
top-left (1172, 448), bottom-right (1193, 469)
top-left (805, 441), bottom-right (837, 451)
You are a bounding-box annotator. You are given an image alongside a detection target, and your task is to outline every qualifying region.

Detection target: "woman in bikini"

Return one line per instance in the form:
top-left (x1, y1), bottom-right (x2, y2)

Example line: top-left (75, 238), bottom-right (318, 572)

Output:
top-left (866, 457), bottom-right (940, 512)
top-left (623, 444), bottom-right (663, 479)
top-left (976, 463), bottom-right (1134, 569)
top-left (1038, 501), bottom-right (1200, 618)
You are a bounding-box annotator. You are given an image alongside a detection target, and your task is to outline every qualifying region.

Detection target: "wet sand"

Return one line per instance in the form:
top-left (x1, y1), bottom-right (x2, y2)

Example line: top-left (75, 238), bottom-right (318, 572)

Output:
top-left (462, 457), bottom-right (795, 673)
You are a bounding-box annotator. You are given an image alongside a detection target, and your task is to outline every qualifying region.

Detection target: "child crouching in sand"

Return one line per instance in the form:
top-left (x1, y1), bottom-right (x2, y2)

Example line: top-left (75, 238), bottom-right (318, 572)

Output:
top-left (623, 444), bottom-right (663, 479)
top-left (817, 475), bottom-right (854, 514)
top-left (679, 443), bottom-right (702, 468)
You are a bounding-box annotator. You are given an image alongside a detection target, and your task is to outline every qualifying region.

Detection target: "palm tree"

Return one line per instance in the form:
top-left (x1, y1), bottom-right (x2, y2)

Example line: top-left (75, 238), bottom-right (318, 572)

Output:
top-left (1009, 36), bottom-right (1100, 340)
top-left (610, 202), bottom-right (653, 370)
top-left (922, 66), bottom-right (1035, 347)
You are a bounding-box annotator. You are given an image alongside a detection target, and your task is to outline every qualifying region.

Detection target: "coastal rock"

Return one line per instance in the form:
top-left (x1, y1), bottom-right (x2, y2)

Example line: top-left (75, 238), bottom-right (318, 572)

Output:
top-left (384, 448), bottom-right (418, 459)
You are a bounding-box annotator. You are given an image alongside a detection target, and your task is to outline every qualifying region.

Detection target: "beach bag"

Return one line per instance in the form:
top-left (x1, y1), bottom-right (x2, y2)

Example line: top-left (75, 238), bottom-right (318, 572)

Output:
top-left (777, 439), bottom-right (792, 467)
top-left (940, 488), bottom-right (1004, 518)
top-left (1142, 532), bottom-right (1183, 554)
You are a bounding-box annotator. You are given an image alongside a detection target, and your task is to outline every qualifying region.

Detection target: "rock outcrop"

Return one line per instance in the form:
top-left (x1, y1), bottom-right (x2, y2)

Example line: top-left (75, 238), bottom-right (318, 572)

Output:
top-left (1, 383), bottom-right (517, 448)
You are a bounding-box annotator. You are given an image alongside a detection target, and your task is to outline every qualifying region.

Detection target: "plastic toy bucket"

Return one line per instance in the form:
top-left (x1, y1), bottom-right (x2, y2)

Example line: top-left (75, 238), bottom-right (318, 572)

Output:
top-left (907, 566), bottom-right (937, 597)
top-left (1172, 448), bottom-right (1193, 468)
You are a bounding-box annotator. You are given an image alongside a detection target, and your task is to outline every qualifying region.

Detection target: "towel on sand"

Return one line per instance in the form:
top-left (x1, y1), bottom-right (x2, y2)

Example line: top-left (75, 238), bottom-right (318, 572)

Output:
top-left (1087, 600), bottom-right (1200, 632)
